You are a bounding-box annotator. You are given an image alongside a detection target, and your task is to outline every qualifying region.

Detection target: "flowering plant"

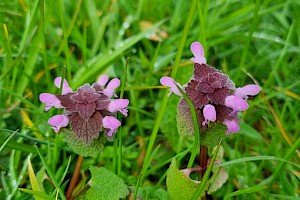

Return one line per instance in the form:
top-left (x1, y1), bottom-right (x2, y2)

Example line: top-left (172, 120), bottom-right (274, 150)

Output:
top-left (39, 75), bottom-right (129, 145)
top-left (161, 42), bottom-right (260, 135)
top-left (162, 42), bottom-right (261, 199)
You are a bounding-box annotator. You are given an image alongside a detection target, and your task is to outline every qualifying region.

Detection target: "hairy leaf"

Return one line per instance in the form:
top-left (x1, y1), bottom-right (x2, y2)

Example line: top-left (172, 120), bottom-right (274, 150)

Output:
top-left (85, 166), bottom-right (129, 200)
top-left (200, 124), bottom-right (228, 147)
top-left (70, 112), bottom-right (103, 144)
top-left (166, 159), bottom-right (204, 200)
top-left (63, 129), bottom-right (105, 157)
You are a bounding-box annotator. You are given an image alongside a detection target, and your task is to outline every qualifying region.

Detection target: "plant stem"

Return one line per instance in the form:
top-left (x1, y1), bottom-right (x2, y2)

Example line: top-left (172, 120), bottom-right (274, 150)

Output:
top-left (199, 144), bottom-right (208, 180)
top-left (199, 144), bottom-right (208, 200)
top-left (66, 155), bottom-right (84, 199)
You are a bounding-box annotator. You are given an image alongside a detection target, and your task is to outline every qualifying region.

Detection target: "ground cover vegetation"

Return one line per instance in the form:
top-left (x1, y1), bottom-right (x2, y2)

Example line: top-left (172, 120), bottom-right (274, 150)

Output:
top-left (0, 0), bottom-right (299, 199)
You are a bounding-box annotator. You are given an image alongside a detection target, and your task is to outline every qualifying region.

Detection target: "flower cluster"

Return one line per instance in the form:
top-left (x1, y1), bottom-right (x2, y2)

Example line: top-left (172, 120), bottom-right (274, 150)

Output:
top-left (39, 75), bottom-right (129, 144)
top-left (161, 42), bottom-right (260, 134)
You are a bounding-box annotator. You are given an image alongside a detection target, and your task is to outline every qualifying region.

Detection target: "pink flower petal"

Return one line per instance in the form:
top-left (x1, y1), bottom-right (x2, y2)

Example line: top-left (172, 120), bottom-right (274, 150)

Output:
top-left (160, 76), bottom-right (182, 96)
top-left (234, 84), bottom-right (261, 99)
top-left (190, 42), bottom-right (207, 64)
top-left (103, 116), bottom-right (121, 137)
top-left (223, 119), bottom-right (239, 134)
top-left (39, 93), bottom-right (63, 111)
top-left (108, 99), bottom-right (129, 116)
top-left (48, 115), bottom-right (69, 132)
top-left (225, 95), bottom-right (249, 111)
top-left (202, 104), bottom-right (216, 126)
top-left (54, 77), bottom-right (73, 94)
top-left (97, 74), bottom-right (109, 86)
top-left (103, 78), bottom-right (120, 98)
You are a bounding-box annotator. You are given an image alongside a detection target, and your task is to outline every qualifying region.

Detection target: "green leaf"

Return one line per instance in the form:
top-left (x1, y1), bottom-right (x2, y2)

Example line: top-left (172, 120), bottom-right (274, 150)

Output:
top-left (200, 124), bottom-right (228, 148)
top-left (166, 159), bottom-right (204, 200)
top-left (160, 94), bottom-right (180, 148)
top-left (208, 167), bottom-right (228, 194)
top-left (225, 184), bottom-right (267, 199)
top-left (239, 122), bottom-right (263, 141)
top-left (85, 166), bottom-right (129, 200)
top-left (176, 99), bottom-right (195, 136)
top-left (63, 129), bottom-right (105, 157)
top-left (207, 147), bottom-right (228, 195)
top-left (27, 158), bottom-right (43, 200)
top-left (18, 189), bottom-right (54, 200)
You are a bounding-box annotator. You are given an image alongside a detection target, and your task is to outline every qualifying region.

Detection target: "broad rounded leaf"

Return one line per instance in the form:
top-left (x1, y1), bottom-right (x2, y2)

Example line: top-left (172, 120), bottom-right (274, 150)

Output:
top-left (166, 159), bottom-right (205, 200)
top-left (208, 146), bottom-right (228, 194)
top-left (200, 123), bottom-right (228, 147)
top-left (62, 129), bottom-right (105, 157)
top-left (85, 166), bottom-right (129, 200)
top-left (176, 99), bottom-right (195, 136)
top-left (69, 112), bottom-right (103, 144)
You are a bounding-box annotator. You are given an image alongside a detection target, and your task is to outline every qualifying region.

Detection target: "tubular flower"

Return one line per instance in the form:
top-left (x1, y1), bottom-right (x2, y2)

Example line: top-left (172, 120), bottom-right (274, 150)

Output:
top-left (162, 41), bottom-right (261, 135)
top-left (160, 76), bottom-right (182, 96)
top-left (39, 76), bottom-right (129, 144)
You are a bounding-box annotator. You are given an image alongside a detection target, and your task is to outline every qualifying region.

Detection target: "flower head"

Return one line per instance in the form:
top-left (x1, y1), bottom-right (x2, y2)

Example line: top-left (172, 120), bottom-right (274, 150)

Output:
top-left (162, 41), bottom-right (260, 135)
top-left (39, 76), bottom-right (129, 144)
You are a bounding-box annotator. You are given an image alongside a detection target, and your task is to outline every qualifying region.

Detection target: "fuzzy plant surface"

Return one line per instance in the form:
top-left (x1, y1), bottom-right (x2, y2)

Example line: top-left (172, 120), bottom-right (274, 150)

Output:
top-left (0, 0), bottom-right (299, 200)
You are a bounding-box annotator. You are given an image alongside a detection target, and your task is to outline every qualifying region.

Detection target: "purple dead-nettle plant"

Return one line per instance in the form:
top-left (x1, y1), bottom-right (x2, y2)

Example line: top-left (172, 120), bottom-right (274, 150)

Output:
top-left (161, 41), bottom-right (261, 134)
top-left (39, 75), bottom-right (129, 144)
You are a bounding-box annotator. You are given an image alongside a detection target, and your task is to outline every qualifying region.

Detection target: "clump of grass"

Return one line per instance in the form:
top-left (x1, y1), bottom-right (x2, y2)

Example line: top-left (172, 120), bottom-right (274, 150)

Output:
top-left (0, 0), bottom-right (299, 199)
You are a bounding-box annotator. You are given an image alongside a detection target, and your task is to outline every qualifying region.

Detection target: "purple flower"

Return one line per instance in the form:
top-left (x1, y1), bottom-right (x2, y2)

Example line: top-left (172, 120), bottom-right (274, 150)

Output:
top-left (223, 119), bottom-right (239, 134)
top-left (190, 42), bottom-right (206, 64)
top-left (103, 116), bottom-right (121, 137)
top-left (234, 84), bottom-right (261, 99)
top-left (39, 76), bottom-right (129, 144)
top-left (48, 115), bottom-right (69, 133)
top-left (202, 104), bottom-right (216, 126)
top-left (160, 76), bottom-right (182, 96)
top-left (162, 41), bottom-right (261, 135)
top-left (39, 93), bottom-right (63, 111)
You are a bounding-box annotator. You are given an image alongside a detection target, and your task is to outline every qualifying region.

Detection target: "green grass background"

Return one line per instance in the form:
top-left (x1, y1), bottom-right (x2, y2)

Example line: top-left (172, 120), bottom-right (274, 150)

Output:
top-left (0, 0), bottom-right (299, 199)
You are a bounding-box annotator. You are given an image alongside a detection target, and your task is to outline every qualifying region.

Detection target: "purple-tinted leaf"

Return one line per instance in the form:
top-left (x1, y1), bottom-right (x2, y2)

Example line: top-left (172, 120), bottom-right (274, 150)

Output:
top-left (186, 80), bottom-right (209, 109)
top-left (206, 87), bottom-right (228, 105)
top-left (177, 99), bottom-right (197, 136)
top-left (95, 98), bottom-right (110, 110)
top-left (70, 112), bottom-right (103, 144)
top-left (71, 88), bottom-right (100, 103)
top-left (92, 83), bottom-right (105, 92)
top-left (208, 73), bottom-right (228, 89)
top-left (214, 105), bottom-right (235, 122)
top-left (195, 81), bottom-right (214, 93)
top-left (193, 63), bottom-right (216, 81)
top-left (77, 84), bottom-right (96, 93)
top-left (76, 102), bottom-right (97, 118)
top-left (56, 94), bottom-right (78, 113)
top-left (225, 79), bottom-right (235, 90)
